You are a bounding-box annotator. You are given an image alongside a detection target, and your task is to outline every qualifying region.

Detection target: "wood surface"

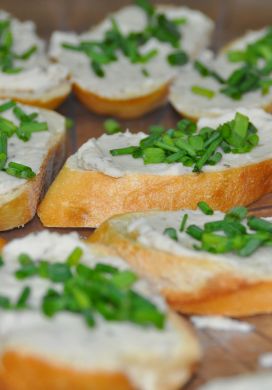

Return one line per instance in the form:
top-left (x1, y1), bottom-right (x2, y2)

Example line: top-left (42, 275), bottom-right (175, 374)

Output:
top-left (1, 0), bottom-right (272, 388)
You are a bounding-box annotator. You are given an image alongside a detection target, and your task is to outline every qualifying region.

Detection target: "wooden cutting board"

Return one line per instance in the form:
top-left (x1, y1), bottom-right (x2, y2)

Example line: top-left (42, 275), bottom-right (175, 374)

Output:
top-left (2, 0), bottom-right (272, 388)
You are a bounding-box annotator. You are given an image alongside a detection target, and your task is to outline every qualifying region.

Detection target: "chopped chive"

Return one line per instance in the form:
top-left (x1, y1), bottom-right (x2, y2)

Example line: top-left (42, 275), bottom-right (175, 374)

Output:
top-left (65, 117), bottom-right (74, 129)
top-left (175, 138), bottom-right (196, 157)
top-left (193, 136), bottom-right (223, 172)
top-left (18, 45), bottom-right (37, 60)
top-left (179, 213), bottom-right (188, 232)
top-left (154, 141), bottom-right (179, 153)
top-left (201, 232), bottom-right (232, 254)
top-left (5, 162), bottom-right (36, 179)
top-left (248, 216), bottom-right (272, 233)
top-left (186, 225), bottom-right (203, 240)
top-left (20, 122), bottom-right (48, 133)
top-left (112, 270), bottom-right (138, 289)
top-left (0, 100), bottom-right (16, 112)
top-left (167, 50), bottom-right (188, 66)
top-left (191, 85), bottom-right (215, 99)
top-left (0, 132), bottom-right (7, 170)
top-left (0, 295), bottom-right (11, 309)
top-left (110, 146), bottom-right (138, 156)
top-left (66, 247), bottom-right (83, 267)
top-left (198, 201), bottom-right (214, 215)
top-left (16, 286), bottom-right (31, 309)
top-left (163, 227), bottom-right (178, 241)
top-left (141, 68), bottom-right (150, 77)
top-left (225, 206), bottom-right (248, 221)
top-left (47, 263), bottom-right (72, 283)
top-left (143, 147), bottom-right (165, 164)
top-left (104, 119), bottom-right (122, 134)
top-left (238, 237), bottom-right (263, 257)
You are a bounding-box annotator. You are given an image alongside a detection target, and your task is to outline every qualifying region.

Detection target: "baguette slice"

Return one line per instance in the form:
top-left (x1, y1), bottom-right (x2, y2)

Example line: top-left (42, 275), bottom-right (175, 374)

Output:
top-left (170, 27), bottom-right (272, 120)
top-left (199, 372), bottom-right (272, 390)
top-left (49, 5), bottom-right (214, 118)
top-left (90, 208), bottom-right (272, 317)
top-left (0, 231), bottom-right (200, 390)
top-left (0, 11), bottom-right (71, 109)
top-left (0, 101), bottom-right (66, 231)
top-left (38, 108), bottom-right (272, 228)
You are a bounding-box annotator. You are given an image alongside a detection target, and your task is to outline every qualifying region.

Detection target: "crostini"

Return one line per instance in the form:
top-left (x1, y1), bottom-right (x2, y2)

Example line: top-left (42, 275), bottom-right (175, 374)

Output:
top-left (49, 1), bottom-right (214, 118)
top-left (170, 27), bottom-right (272, 119)
top-left (0, 231), bottom-right (200, 390)
top-left (90, 205), bottom-right (272, 317)
top-left (0, 11), bottom-right (71, 109)
top-left (38, 108), bottom-right (272, 227)
top-left (0, 99), bottom-right (66, 231)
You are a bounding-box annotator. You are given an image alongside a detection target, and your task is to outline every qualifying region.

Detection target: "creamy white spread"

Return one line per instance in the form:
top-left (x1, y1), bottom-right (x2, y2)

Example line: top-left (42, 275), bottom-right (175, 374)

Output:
top-left (170, 29), bottom-right (272, 116)
top-left (70, 108), bottom-right (272, 177)
top-left (0, 101), bottom-right (65, 196)
top-left (0, 11), bottom-right (70, 97)
top-left (0, 231), bottom-right (190, 390)
top-left (199, 372), bottom-right (272, 390)
top-left (191, 316), bottom-right (254, 332)
top-left (259, 353), bottom-right (272, 368)
top-left (124, 209), bottom-right (272, 291)
top-left (49, 6), bottom-right (213, 99)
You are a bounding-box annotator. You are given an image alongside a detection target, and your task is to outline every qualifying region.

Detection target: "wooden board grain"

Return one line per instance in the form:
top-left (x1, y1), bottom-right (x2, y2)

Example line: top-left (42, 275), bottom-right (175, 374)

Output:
top-left (1, 0), bottom-right (272, 388)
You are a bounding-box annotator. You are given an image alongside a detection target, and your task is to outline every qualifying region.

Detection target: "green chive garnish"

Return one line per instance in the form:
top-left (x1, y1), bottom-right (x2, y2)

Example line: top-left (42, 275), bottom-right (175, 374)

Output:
top-left (104, 118), bottom-right (122, 134)
top-left (179, 213), bottom-right (188, 232)
top-left (191, 85), bottom-right (215, 99)
top-left (163, 227), bottom-right (178, 241)
top-left (198, 201), bottom-right (214, 215)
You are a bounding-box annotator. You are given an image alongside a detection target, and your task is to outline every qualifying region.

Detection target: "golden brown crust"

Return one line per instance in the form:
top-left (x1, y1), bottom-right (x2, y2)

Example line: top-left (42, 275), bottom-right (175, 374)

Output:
top-left (0, 132), bottom-right (65, 231)
top-left (73, 82), bottom-right (170, 119)
top-left (0, 88), bottom-right (70, 110)
top-left (0, 351), bottom-right (135, 390)
top-left (90, 218), bottom-right (272, 317)
top-left (38, 158), bottom-right (272, 228)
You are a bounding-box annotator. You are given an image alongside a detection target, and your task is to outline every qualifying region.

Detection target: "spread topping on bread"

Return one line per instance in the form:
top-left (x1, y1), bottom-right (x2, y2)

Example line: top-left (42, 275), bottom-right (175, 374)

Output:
top-left (197, 27), bottom-right (272, 100)
top-left (0, 17), bottom-right (38, 74)
top-left (71, 108), bottom-right (271, 177)
top-left (62, 0), bottom-right (189, 78)
top-left (0, 245), bottom-right (165, 329)
top-left (0, 11), bottom-right (70, 102)
top-left (50, 4), bottom-right (213, 99)
top-left (0, 231), bottom-right (199, 390)
top-left (163, 203), bottom-right (272, 257)
top-left (110, 111), bottom-right (259, 172)
top-left (170, 28), bottom-right (272, 117)
top-left (0, 100), bottom-right (48, 179)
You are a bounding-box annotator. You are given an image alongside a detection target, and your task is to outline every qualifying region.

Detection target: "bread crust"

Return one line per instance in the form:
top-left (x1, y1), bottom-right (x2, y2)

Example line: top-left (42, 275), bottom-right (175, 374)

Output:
top-left (38, 158), bottom-right (272, 228)
top-left (73, 82), bottom-right (170, 119)
top-left (0, 312), bottom-right (199, 390)
top-left (0, 82), bottom-right (71, 110)
top-left (90, 217), bottom-right (272, 317)
top-left (0, 351), bottom-right (134, 390)
top-left (0, 122), bottom-right (66, 231)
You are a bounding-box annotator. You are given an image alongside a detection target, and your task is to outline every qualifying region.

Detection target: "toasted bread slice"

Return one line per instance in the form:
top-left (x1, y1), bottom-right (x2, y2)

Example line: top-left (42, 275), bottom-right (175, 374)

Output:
top-left (170, 27), bottom-right (272, 120)
top-left (49, 5), bottom-right (213, 118)
top-left (0, 101), bottom-right (66, 231)
top-left (90, 208), bottom-right (272, 317)
top-left (199, 372), bottom-right (272, 390)
top-left (0, 11), bottom-right (71, 109)
top-left (38, 108), bottom-right (272, 228)
top-left (0, 231), bottom-right (200, 390)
